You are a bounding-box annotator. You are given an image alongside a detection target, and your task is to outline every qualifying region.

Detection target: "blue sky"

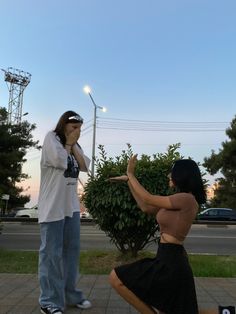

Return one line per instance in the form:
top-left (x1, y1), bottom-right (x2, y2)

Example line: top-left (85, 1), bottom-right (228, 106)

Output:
top-left (0, 0), bottom-right (235, 205)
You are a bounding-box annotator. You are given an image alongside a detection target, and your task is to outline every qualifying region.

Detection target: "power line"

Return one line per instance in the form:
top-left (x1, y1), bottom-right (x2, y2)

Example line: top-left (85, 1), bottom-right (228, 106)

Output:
top-left (99, 117), bottom-right (229, 124)
top-left (82, 123), bottom-right (93, 132)
top-left (98, 127), bottom-right (225, 132)
top-left (81, 129), bottom-right (92, 137)
top-left (82, 118), bottom-right (93, 126)
top-left (95, 117), bottom-right (228, 132)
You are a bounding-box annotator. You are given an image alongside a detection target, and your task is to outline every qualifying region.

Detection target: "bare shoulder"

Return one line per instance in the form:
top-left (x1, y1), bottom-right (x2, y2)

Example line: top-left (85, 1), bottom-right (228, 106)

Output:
top-left (178, 192), bottom-right (195, 200)
top-left (168, 193), bottom-right (197, 209)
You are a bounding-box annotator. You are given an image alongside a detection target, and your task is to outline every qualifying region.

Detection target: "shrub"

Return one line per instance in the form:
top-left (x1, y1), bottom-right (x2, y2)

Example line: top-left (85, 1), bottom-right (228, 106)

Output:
top-left (83, 143), bottom-right (183, 257)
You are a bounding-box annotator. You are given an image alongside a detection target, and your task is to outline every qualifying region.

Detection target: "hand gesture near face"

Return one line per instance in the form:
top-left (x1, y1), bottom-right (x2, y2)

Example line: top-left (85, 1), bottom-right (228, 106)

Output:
top-left (66, 126), bottom-right (81, 145)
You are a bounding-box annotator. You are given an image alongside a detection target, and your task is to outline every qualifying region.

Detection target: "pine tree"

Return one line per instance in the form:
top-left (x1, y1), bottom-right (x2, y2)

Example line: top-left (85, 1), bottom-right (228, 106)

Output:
top-left (203, 115), bottom-right (236, 208)
top-left (0, 107), bottom-right (40, 212)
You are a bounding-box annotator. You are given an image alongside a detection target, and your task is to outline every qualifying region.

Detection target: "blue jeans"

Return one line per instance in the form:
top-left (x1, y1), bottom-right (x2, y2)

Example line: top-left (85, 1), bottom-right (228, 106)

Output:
top-left (39, 212), bottom-right (84, 310)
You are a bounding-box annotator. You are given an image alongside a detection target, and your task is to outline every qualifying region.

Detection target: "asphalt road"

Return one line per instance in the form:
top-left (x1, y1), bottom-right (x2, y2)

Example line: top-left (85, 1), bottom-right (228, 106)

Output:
top-left (0, 222), bottom-right (236, 255)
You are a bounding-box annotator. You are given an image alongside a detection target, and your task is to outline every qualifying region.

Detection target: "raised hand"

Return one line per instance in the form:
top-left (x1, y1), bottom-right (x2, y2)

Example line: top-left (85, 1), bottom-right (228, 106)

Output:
top-left (127, 154), bottom-right (138, 176)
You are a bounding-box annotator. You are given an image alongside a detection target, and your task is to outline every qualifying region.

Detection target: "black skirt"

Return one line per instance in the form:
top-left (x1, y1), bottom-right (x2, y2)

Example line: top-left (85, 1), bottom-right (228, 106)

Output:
top-left (114, 243), bottom-right (198, 314)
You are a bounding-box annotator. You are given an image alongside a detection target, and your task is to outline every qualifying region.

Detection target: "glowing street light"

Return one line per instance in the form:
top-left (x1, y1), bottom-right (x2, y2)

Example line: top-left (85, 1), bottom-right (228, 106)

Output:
top-left (83, 85), bottom-right (107, 176)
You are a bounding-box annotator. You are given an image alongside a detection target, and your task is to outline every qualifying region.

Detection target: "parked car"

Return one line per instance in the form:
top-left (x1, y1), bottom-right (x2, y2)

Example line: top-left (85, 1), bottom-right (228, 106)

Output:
top-left (8, 208), bottom-right (22, 217)
top-left (80, 211), bottom-right (91, 219)
top-left (0, 207), bottom-right (20, 217)
top-left (15, 205), bottom-right (38, 218)
top-left (197, 207), bottom-right (236, 221)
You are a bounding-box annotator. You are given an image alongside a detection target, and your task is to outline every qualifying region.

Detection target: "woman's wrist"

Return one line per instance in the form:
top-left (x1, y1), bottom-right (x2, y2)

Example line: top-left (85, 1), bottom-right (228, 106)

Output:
top-left (126, 173), bottom-right (134, 182)
top-left (65, 143), bottom-right (73, 153)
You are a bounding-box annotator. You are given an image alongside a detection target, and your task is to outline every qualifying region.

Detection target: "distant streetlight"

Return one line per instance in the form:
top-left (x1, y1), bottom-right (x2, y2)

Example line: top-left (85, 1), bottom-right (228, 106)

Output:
top-left (17, 112), bottom-right (29, 124)
top-left (83, 85), bottom-right (107, 176)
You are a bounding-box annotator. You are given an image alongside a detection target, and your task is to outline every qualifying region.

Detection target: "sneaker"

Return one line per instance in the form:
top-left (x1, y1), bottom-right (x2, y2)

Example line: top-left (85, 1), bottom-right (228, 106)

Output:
top-left (76, 299), bottom-right (92, 309)
top-left (40, 307), bottom-right (63, 314)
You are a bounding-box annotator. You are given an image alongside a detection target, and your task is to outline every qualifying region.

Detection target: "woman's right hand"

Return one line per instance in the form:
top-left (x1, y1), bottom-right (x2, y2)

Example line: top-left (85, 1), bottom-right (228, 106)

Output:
top-left (127, 154), bottom-right (138, 176)
top-left (66, 128), bottom-right (81, 145)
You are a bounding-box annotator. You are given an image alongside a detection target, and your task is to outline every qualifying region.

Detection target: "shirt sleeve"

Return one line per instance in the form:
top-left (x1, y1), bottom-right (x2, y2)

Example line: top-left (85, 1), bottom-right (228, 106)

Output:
top-left (41, 132), bottom-right (68, 170)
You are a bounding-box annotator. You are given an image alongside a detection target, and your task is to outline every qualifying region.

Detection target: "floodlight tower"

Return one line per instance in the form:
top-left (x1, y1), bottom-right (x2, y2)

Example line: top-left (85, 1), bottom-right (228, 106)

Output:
top-left (2, 67), bottom-right (31, 124)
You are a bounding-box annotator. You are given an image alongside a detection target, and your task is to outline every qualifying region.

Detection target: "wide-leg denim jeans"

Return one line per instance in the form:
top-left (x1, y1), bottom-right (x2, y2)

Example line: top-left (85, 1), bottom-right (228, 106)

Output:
top-left (39, 212), bottom-right (84, 310)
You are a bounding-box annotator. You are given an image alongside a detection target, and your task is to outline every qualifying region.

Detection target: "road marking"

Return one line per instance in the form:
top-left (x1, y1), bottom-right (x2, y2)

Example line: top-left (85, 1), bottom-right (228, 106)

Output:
top-left (2, 233), bottom-right (236, 240)
top-left (2, 232), bottom-right (105, 236)
top-left (187, 235), bottom-right (236, 239)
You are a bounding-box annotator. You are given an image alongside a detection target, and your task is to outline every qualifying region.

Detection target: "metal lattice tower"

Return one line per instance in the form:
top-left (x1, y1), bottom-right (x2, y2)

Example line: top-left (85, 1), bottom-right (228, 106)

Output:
top-left (2, 67), bottom-right (31, 124)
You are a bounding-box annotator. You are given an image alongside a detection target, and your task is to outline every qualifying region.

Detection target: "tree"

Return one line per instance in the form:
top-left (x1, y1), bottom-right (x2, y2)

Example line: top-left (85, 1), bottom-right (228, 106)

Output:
top-left (203, 115), bottom-right (236, 208)
top-left (83, 143), bottom-right (183, 257)
top-left (0, 107), bottom-right (40, 211)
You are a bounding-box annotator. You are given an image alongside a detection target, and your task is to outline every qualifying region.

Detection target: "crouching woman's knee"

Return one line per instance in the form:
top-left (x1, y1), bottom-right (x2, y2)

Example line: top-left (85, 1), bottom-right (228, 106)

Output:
top-left (109, 269), bottom-right (122, 291)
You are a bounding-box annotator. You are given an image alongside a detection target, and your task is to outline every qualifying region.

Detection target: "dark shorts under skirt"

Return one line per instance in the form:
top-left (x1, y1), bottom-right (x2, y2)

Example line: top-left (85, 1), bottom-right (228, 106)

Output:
top-left (114, 243), bottom-right (198, 314)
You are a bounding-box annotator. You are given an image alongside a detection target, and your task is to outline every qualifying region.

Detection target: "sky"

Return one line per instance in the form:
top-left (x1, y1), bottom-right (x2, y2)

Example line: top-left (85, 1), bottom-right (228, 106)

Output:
top-left (0, 0), bottom-right (235, 206)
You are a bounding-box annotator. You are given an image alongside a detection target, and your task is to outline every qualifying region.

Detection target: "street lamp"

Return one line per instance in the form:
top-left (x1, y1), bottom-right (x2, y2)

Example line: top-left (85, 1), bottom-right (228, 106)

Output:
top-left (83, 85), bottom-right (107, 177)
top-left (21, 112), bottom-right (29, 121)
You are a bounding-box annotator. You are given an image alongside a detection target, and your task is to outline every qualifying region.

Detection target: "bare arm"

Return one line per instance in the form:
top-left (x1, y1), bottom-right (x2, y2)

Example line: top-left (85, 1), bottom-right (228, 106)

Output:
top-left (128, 178), bottom-right (158, 214)
top-left (72, 144), bottom-right (88, 172)
top-left (109, 175), bottom-right (157, 213)
top-left (127, 155), bottom-right (173, 212)
top-left (109, 155), bottom-right (174, 213)
top-left (127, 174), bottom-right (172, 213)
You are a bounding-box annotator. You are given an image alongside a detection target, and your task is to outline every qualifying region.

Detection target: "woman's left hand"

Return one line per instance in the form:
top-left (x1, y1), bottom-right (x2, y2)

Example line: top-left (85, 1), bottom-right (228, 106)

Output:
top-left (127, 154), bottom-right (138, 176)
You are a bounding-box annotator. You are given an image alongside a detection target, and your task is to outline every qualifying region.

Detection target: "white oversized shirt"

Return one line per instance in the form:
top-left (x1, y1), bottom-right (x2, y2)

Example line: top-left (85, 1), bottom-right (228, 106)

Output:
top-left (38, 131), bottom-right (90, 223)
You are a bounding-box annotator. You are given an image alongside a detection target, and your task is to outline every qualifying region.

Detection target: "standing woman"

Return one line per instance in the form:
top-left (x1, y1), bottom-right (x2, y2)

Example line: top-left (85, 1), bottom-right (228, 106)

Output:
top-left (109, 156), bottom-right (205, 314)
top-left (38, 111), bottom-right (91, 314)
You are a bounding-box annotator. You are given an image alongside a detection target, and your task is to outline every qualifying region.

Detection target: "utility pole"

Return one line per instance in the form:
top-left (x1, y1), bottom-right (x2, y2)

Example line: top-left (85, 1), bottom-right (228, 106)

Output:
top-left (83, 85), bottom-right (107, 176)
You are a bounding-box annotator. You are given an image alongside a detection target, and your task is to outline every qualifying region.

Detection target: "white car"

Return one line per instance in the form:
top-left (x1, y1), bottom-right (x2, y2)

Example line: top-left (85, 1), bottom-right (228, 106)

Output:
top-left (80, 211), bottom-right (89, 219)
top-left (15, 205), bottom-right (38, 218)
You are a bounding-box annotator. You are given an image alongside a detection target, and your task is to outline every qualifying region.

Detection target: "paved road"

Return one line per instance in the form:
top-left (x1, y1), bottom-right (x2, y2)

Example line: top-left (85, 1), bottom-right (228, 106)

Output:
top-left (0, 222), bottom-right (236, 254)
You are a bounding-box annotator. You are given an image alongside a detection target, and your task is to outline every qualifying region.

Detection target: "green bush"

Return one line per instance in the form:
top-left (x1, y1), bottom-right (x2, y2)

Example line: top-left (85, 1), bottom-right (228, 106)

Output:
top-left (83, 143), bottom-right (182, 257)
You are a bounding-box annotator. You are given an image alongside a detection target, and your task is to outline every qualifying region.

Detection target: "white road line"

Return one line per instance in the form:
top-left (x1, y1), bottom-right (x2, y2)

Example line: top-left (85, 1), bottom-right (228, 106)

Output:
top-left (187, 235), bottom-right (236, 239)
top-left (2, 233), bottom-right (236, 240)
top-left (2, 232), bottom-right (104, 236)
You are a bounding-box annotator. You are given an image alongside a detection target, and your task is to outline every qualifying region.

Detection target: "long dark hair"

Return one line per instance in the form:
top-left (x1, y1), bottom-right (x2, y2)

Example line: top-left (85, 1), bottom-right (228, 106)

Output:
top-left (54, 110), bottom-right (83, 146)
top-left (171, 159), bottom-right (206, 204)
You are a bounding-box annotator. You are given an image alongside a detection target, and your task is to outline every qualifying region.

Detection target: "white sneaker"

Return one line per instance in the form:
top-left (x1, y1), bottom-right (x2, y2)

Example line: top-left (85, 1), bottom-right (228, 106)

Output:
top-left (40, 307), bottom-right (63, 314)
top-left (76, 299), bottom-right (92, 310)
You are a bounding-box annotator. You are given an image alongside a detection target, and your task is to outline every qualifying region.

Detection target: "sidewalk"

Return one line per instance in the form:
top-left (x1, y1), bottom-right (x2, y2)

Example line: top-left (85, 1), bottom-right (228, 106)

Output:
top-left (0, 274), bottom-right (235, 314)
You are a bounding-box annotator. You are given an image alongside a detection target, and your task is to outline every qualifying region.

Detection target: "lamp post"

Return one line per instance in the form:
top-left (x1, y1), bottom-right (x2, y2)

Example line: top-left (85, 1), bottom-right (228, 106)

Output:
top-left (83, 85), bottom-right (106, 177)
top-left (20, 112), bottom-right (29, 122)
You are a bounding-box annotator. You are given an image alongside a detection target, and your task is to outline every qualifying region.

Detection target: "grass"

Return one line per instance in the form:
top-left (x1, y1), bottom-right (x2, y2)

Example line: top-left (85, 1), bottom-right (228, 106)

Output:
top-left (189, 254), bottom-right (236, 277)
top-left (0, 249), bottom-right (236, 277)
